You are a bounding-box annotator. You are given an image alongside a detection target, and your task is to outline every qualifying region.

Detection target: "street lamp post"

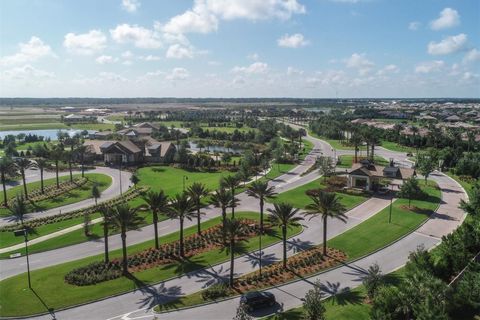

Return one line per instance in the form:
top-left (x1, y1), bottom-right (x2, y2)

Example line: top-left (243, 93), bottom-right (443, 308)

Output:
top-left (14, 228), bottom-right (31, 288)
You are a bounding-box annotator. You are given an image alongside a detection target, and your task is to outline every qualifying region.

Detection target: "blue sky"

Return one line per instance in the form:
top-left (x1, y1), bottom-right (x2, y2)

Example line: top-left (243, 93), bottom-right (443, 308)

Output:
top-left (0, 0), bottom-right (479, 98)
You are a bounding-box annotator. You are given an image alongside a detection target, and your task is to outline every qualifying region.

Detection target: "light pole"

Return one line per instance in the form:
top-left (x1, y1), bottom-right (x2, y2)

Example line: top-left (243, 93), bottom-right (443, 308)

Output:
top-left (14, 228), bottom-right (31, 289)
top-left (388, 182), bottom-right (394, 223)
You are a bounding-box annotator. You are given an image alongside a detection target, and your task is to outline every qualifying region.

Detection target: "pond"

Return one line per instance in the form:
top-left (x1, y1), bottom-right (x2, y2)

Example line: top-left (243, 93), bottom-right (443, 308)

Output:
top-left (0, 129), bottom-right (96, 141)
top-left (188, 141), bottom-right (244, 154)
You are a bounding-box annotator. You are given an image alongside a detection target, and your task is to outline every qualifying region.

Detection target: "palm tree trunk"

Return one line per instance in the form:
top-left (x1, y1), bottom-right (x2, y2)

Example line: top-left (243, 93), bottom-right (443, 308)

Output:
top-left (259, 199), bottom-right (264, 275)
top-left (68, 161), bottom-right (73, 182)
top-left (103, 222), bottom-right (109, 263)
top-left (55, 160), bottom-right (59, 188)
top-left (121, 227), bottom-right (128, 275)
top-left (282, 225), bottom-right (287, 269)
top-left (197, 207), bottom-right (201, 235)
top-left (21, 170), bottom-right (28, 200)
top-left (40, 168), bottom-right (44, 194)
top-left (1, 172), bottom-right (7, 207)
top-left (231, 190), bottom-right (235, 219)
top-left (229, 239), bottom-right (235, 287)
top-left (323, 216), bottom-right (328, 256)
top-left (81, 154), bottom-right (85, 178)
top-left (153, 211), bottom-right (159, 249)
top-left (179, 218), bottom-right (184, 257)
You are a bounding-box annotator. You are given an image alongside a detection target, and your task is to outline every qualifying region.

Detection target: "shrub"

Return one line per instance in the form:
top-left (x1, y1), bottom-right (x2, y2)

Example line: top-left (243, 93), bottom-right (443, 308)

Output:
top-left (201, 283), bottom-right (228, 300)
top-left (325, 176), bottom-right (347, 191)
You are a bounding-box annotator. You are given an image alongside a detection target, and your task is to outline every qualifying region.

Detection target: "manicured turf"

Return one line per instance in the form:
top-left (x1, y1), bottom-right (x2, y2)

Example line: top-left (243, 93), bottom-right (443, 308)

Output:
top-left (327, 181), bottom-right (440, 260)
top-left (0, 212), bottom-right (302, 317)
top-left (0, 173), bottom-right (112, 217)
top-left (337, 155), bottom-right (389, 168)
top-left (379, 140), bottom-right (416, 153)
top-left (446, 172), bottom-right (476, 198)
top-left (298, 139), bottom-right (314, 161)
top-left (269, 178), bottom-right (367, 210)
top-left (137, 166), bottom-right (231, 197)
top-left (309, 132), bottom-right (366, 151)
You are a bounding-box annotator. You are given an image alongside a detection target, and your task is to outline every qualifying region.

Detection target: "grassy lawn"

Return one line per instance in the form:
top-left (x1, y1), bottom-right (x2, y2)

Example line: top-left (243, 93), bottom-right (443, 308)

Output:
top-left (327, 180), bottom-right (440, 260)
top-left (0, 212), bottom-right (302, 317)
top-left (0, 173), bottom-right (112, 217)
top-left (269, 178), bottom-right (367, 210)
top-left (137, 166), bottom-right (232, 197)
top-left (309, 131), bottom-right (366, 151)
top-left (154, 181), bottom-right (438, 312)
top-left (446, 172), bottom-right (476, 198)
top-left (337, 155), bottom-right (389, 168)
top-left (298, 139), bottom-right (314, 161)
top-left (379, 140), bottom-right (416, 153)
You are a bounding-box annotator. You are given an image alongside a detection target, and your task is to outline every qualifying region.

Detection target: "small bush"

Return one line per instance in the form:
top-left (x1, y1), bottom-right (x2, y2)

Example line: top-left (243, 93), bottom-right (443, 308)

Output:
top-left (202, 283), bottom-right (228, 301)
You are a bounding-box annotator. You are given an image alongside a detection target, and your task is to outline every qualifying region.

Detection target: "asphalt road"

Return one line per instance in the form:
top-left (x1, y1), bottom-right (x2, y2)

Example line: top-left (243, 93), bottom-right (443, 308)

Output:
top-left (6, 132), bottom-right (467, 320)
top-left (0, 167), bottom-right (132, 226)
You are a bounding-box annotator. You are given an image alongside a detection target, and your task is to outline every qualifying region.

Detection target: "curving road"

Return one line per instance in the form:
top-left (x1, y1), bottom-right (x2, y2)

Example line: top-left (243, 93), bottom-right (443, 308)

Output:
top-left (0, 166), bottom-right (132, 226)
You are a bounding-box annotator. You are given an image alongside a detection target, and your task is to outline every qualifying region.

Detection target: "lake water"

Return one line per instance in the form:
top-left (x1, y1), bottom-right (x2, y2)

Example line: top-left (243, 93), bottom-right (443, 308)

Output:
top-left (188, 142), bottom-right (244, 154)
top-left (0, 129), bottom-right (96, 140)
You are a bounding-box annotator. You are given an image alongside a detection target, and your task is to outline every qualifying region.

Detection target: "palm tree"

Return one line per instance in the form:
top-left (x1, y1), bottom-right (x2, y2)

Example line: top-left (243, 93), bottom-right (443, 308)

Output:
top-left (49, 145), bottom-right (64, 188)
top-left (110, 203), bottom-right (144, 275)
top-left (210, 188), bottom-right (236, 242)
top-left (268, 202), bottom-right (303, 268)
top-left (15, 158), bottom-right (37, 200)
top-left (166, 192), bottom-right (196, 257)
top-left (223, 218), bottom-right (247, 288)
top-left (92, 183), bottom-right (101, 205)
top-left (350, 132), bottom-right (363, 163)
top-left (142, 190), bottom-right (169, 249)
top-left (0, 157), bottom-right (16, 207)
top-left (187, 182), bottom-right (209, 235)
top-left (99, 205), bottom-right (113, 263)
top-left (74, 145), bottom-right (87, 178)
top-left (9, 194), bottom-right (28, 225)
top-left (63, 150), bottom-right (74, 182)
top-left (305, 191), bottom-right (347, 256)
top-left (246, 181), bottom-right (277, 274)
top-left (220, 175), bottom-right (240, 218)
top-left (35, 158), bottom-right (48, 194)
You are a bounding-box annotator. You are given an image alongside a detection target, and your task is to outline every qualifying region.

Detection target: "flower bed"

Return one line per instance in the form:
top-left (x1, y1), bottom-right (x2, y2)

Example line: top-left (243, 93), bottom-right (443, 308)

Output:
top-left (0, 186), bottom-right (148, 232)
top-left (65, 219), bottom-right (265, 286)
top-left (2, 178), bottom-right (88, 208)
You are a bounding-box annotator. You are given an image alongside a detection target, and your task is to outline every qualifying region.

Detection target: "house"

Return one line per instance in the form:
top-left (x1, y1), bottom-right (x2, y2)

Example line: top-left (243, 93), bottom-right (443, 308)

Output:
top-left (347, 160), bottom-right (416, 191)
top-left (117, 127), bottom-right (153, 138)
top-left (63, 114), bottom-right (96, 123)
top-left (145, 140), bottom-right (176, 163)
top-left (133, 122), bottom-right (160, 131)
top-left (444, 115), bottom-right (461, 122)
top-left (89, 131), bottom-right (114, 140)
top-left (100, 140), bottom-right (142, 165)
top-left (82, 140), bottom-right (105, 162)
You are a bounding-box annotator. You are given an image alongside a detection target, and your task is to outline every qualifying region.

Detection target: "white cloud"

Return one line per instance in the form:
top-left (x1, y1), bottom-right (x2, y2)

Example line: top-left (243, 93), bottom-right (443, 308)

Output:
top-left (286, 66), bottom-right (304, 76)
top-left (1, 64), bottom-right (55, 80)
top-left (427, 33), bottom-right (467, 55)
top-left (377, 64), bottom-right (399, 75)
top-left (110, 24), bottom-right (161, 49)
top-left (430, 8), bottom-right (460, 30)
top-left (463, 48), bottom-right (480, 64)
top-left (166, 44), bottom-right (194, 59)
top-left (232, 62), bottom-right (268, 74)
top-left (121, 50), bottom-right (134, 59)
top-left (345, 53), bottom-right (374, 75)
top-left (0, 36), bottom-right (54, 66)
top-left (63, 30), bottom-right (107, 55)
top-left (415, 60), bottom-right (445, 74)
top-left (95, 55), bottom-right (117, 64)
top-left (247, 53), bottom-right (260, 61)
top-left (166, 67), bottom-right (190, 80)
top-left (140, 55), bottom-right (161, 61)
top-left (121, 0), bottom-right (140, 12)
top-left (408, 21), bottom-right (421, 31)
top-left (162, 0), bottom-right (305, 35)
top-left (277, 33), bottom-right (309, 48)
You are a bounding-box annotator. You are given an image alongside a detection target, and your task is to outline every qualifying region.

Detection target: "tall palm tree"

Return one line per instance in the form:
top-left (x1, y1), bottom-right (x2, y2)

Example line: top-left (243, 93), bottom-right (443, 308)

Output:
top-left (92, 183), bottom-right (101, 205)
top-left (15, 158), bottom-right (37, 200)
top-left (0, 157), bottom-right (16, 207)
top-left (210, 188), bottom-right (236, 243)
top-left (223, 218), bottom-right (247, 288)
top-left (110, 203), bottom-right (144, 275)
top-left (142, 190), bottom-right (169, 249)
top-left (63, 150), bottom-right (74, 182)
top-left (99, 205), bottom-right (113, 263)
top-left (9, 194), bottom-right (28, 225)
top-left (220, 175), bottom-right (240, 218)
top-left (350, 132), bottom-right (363, 163)
top-left (49, 145), bottom-right (64, 188)
top-left (268, 202), bottom-right (303, 268)
top-left (74, 145), bottom-right (87, 178)
top-left (35, 158), bottom-right (48, 194)
top-left (305, 191), bottom-right (347, 256)
top-left (246, 181), bottom-right (277, 274)
top-left (166, 192), bottom-right (196, 257)
top-left (187, 182), bottom-right (209, 235)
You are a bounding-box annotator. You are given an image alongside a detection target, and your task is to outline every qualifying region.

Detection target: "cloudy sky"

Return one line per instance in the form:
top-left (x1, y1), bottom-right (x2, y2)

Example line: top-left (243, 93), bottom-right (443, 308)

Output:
top-left (0, 0), bottom-right (479, 98)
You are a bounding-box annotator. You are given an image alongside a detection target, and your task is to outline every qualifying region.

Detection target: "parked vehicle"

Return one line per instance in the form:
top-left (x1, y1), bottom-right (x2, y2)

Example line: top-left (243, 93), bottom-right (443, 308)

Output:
top-left (240, 291), bottom-right (276, 311)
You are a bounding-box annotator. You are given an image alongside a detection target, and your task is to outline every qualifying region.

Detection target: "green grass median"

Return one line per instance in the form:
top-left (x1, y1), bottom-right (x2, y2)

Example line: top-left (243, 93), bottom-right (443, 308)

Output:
top-left (0, 212), bottom-right (302, 317)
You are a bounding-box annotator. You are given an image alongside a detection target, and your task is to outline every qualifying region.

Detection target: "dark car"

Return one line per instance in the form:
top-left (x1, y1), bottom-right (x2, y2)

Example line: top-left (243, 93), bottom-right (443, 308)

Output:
top-left (240, 291), bottom-right (276, 311)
